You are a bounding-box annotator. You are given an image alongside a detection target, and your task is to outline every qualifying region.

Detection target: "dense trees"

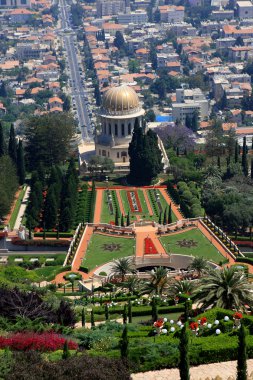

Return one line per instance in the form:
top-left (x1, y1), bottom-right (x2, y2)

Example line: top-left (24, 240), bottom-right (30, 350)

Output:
top-left (24, 113), bottom-right (75, 170)
top-left (17, 139), bottom-right (25, 185)
top-left (0, 156), bottom-right (18, 220)
top-left (114, 31), bottom-right (126, 52)
top-left (128, 119), bottom-right (163, 184)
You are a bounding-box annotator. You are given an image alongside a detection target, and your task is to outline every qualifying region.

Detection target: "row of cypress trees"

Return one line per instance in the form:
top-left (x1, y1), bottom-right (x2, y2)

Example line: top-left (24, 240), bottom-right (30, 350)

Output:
top-left (0, 122), bottom-right (25, 185)
top-left (26, 159), bottom-right (78, 231)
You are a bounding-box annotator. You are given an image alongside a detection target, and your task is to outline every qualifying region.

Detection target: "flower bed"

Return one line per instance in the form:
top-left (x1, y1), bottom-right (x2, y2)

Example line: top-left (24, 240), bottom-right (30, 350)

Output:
top-left (127, 191), bottom-right (142, 213)
top-left (0, 332), bottom-right (78, 352)
top-left (144, 237), bottom-right (158, 254)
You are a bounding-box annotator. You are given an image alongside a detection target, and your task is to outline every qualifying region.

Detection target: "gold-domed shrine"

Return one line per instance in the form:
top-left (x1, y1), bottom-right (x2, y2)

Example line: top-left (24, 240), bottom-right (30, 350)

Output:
top-left (95, 85), bottom-right (145, 168)
top-left (102, 85), bottom-right (141, 116)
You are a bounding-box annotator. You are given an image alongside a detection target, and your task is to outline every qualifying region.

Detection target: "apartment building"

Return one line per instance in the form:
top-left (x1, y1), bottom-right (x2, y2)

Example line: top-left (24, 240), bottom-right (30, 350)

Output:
top-left (172, 88), bottom-right (209, 123)
top-left (117, 10), bottom-right (147, 24)
top-left (96, 0), bottom-right (126, 17)
top-left (0, 0), bottom-right (30, 8)
top-left (159, 5), bottom-right (185, 23)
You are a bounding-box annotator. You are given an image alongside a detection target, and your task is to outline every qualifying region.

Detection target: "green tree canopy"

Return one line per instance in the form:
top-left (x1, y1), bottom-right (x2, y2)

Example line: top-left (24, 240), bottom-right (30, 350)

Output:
top-left (24, 113), bottom-right (75, 169)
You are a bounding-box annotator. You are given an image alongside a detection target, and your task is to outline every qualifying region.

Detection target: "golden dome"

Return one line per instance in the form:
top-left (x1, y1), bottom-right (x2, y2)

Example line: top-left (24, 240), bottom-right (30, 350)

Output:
top-left (102, 85), bottom-right (140, 115)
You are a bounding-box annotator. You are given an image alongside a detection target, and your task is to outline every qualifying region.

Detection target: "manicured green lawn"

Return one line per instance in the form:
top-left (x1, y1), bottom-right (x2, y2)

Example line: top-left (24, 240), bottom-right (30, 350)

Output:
top-left (157, 190), bottom-right (177, 222)
top-left (35, 266), bottom-right (63, 281)
top-left (160, 228), bottom-right (224, 263)
top-left (9, 186), bottom-right (27, 229)
top-left (100, 191), bottom-right (115, 224)
top-left (83, 234), bottom-right (135, 271)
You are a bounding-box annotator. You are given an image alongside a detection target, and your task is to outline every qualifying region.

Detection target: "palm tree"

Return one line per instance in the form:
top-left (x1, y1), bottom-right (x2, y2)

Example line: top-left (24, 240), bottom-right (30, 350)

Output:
top-left (111, 257), bottom-right (135, 282)
top-left (188, 257), bottom-right (210, 277)
top-left (194, 267), bottom-right (253, 311)
top-left (142, 267), bottom-right (170, 296)
top-left (123, 275), bottom-right (141, 294)
top-left (168, 279), bottom-right (197, 298)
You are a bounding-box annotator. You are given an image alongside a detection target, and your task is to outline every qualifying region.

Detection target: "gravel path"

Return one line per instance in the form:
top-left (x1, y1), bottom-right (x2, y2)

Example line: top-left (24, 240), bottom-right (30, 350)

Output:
top-left (131, 360), bottom-right (253, 380)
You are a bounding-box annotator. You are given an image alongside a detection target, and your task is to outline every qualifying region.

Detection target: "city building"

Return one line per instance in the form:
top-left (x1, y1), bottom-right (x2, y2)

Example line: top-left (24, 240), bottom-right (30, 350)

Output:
top-left (159, 5), bottom-right (185, 23)
top-left (172, 88), bottom-right (210, 123)
top-left (0, 0), bottom-right (31, 8)
top-left (236, 1), bottom-right (253, 19)
top-left (96, 0), bottom-right (126, 17)
top-left (117, 10), bottom-right (148, 24)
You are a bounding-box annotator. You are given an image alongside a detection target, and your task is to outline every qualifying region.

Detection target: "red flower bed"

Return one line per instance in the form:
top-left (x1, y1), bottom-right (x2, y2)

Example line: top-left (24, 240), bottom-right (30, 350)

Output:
top-left (127, 191), bottom-right (142, 213)
top-left (190, 322), bottom-right (199, 331)
top-left (200, 317), bottom-right (207, 325)
top-left (0, 332), bottom-right (78, 352)
top-left (233, 312), bottom-right (243, 319)
top-left (144, 237), bottom-right (158, 254)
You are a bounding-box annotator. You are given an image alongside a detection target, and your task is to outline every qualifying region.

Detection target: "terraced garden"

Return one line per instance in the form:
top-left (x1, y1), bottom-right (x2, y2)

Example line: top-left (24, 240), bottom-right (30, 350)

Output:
top-left (99, 187), bottom-right (177, 224)
top-left (82, 234), bottom-right (135, 271)
top-left (160, 228), bottom-right (224, 264)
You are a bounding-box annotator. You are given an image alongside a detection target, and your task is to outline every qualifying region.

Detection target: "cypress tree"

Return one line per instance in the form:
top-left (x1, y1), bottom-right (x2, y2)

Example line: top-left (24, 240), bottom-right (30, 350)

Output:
top-left (126, 211), bottom-right (130, 226)
top-left (0, 122), bottom-right (5, 157)
top-left (120, 325), bottom-right (129, 359)
top-left (123, 304), bottom-right (127, 324)
top-left (237, 324), bottom-right (247, 380)
top-left (184, 300), bottom-right (192, 320)
top-left (168, 203), bottom-right (172, 224)
top-left (179, 325), bottom-right (190, 380)
top-left (176, 147), bottom-right (179, 156)
top-left (242, 136), bottom-right (248, 176)
top-left (81, 308), bottom-right (85, 327)
top-left (0, 82), bottom-right (7, 97)
top-left (44, 187), bottom-right (57, 229)
top-left (151, 298), bottom-right (158, 322)
top-left (251, 158), bottom-right (253, 180)
top-left (158, 211), bottom-right (162, 224)
top-left (251, 136), bottom-right (253, 150)
top-left (128, 300), bottom-right (132, 323)
top-left (121, 213), bottom-right (124, 227)
top-left (90, 309), bottom-right (95, 327)
top-left (17, 139), bottom-right (25, 185)
top-left (8, 124), bottom-right (17, 163)
top-left (163, 207), bottom-right (167, 225)
top-left (60, 206), bottom-right (72, 232)
top-left (105, 304), bottom-right (109, 320)
top-left (62, 340), bottom-right (70, 360)
top-left (217, 155), bottom-right (221, 168)
top-left (235, 141), bottom-right (238, 163)
top-left (115, 208), bottom-right (119, 226)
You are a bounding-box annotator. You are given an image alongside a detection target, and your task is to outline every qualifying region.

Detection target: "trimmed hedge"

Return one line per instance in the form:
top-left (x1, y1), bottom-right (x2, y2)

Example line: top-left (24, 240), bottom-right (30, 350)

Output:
top-left (34, 232), bottom-right (73, 238)
top-left (89, 304), bottom-right (184, 316)
top-left (236, 256), bottom-right (253, 266)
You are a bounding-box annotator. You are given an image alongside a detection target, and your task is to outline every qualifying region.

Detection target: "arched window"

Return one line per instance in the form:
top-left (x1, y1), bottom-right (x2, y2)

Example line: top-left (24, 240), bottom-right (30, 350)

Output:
top-left (115, 124), bottom-right (118, 136)
top-left (121, 124), bottom-right (125, 136)
top-left (128, 123), bottom-right (131, 135)
top-left (109, 123), bottom-right (111, 135)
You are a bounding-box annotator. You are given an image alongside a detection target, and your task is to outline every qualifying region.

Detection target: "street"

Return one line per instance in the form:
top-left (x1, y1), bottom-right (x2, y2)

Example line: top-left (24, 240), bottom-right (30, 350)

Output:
top-left (58, 0), bottom-right (93, 141)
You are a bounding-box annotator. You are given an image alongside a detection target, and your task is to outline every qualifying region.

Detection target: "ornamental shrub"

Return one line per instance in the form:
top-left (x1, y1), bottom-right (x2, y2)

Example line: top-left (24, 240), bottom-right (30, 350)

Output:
top-left (0, 332), bottom-right (77, 352)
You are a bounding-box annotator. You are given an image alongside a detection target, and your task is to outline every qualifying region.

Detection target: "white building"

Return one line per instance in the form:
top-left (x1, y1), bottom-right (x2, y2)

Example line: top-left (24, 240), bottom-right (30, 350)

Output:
top-left (236, 1), bottom-right (253, 19)
top-left (0, 0), bottom-right (30, 7)
top-left (96, 0), bottom-right (126, 17)
top-left (159, 5), bottom-right (185, 23)
top-left (172, 88), bottom-right (209, 123)
top-left (117, 10), bottom-right (148, 24)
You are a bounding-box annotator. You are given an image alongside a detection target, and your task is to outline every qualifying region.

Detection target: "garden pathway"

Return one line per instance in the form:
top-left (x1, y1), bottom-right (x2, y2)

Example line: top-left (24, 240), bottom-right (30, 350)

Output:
top-left (93, 189), bottom-right (103, 223)
top-left (14, 186), bottom-right (30, 230)
top-left (131, 359), bottom-right (253, 380)
top-left (116, 189), bottom-right (125, 216)
top-left (159, 188), bottom-right (183, 220)
top-left (53, 226), bottom-right (94, 284)
top-left (135, 226), bottom-right (167, 257)
top-left (142, 189), bottom-right (153, 216)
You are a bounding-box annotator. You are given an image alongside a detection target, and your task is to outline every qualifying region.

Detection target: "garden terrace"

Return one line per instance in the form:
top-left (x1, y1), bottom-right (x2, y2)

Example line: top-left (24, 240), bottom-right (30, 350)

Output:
top-left (82, 233), bottom-right (135, 272)
top-left (159, 228), bottom-right (225, 264)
